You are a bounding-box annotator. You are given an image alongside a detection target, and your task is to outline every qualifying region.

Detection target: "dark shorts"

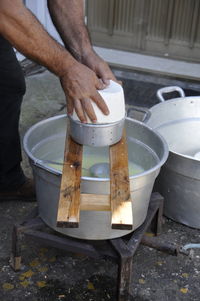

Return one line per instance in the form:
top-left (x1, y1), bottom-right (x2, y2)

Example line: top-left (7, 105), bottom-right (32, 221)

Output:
top-left (0, 35), bottom-right (26, 190)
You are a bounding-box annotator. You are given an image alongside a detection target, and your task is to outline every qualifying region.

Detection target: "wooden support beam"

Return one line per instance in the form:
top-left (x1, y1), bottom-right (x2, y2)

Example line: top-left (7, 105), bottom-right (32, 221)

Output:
top-left (56, 134), bottom-right (83, 228)
top-left (80, 194), bottom-right (110, 211)
top-left (109, 129), bottom-right (133, 230)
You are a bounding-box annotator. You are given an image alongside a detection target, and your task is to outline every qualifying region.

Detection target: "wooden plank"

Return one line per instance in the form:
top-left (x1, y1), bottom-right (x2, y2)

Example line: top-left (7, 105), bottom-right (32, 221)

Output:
top-left (56, 133), bottom-right (83, 228)
top-left (109, 129), bottom-right (133, 230)
top-left (80, 194), bottom-right (110, 211)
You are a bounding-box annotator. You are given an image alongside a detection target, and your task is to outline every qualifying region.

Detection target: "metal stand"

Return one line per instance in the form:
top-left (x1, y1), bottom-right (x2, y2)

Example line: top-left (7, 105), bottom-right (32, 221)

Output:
top-left (10, 193), bottom-right (164, 301)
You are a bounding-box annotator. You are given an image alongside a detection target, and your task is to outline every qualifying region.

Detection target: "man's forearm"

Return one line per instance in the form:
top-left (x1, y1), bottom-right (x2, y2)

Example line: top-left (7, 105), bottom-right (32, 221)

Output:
top-left (0, 0), bottom-right (77, 77)
top-left (48, 0), bottom-right (93, 62)
top-left (0, 0), bottom-right (112, 123)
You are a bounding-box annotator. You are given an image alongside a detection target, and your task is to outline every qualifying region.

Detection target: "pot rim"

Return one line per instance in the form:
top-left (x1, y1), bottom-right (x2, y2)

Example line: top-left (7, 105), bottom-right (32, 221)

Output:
top-left (23, 114), bottom-right (169, 180)
top-left (164, 147), bottom-right (200, 163)
top-left (150, 96), bottom-right (200, 111)
top-left (149, 96), bottom-right (200, 161)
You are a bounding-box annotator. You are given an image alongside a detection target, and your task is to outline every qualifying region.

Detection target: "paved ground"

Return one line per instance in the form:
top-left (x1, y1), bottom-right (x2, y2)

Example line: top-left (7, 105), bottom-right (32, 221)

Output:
top-left (0, 69), bottom-right (200, 301)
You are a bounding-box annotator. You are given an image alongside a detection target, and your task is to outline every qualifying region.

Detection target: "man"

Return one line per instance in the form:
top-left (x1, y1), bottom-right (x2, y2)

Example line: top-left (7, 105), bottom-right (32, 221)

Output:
top-left (0, 0), bottom-right (117, 201)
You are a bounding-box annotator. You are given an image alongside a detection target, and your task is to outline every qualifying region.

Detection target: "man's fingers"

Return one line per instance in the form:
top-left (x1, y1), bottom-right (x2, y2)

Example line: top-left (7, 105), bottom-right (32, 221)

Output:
top-left (66, 97), bottom-right (74, 115)
top-left (81, 98), bottom-right (97, 123)
top-left (95, 78), bottom-right (107, 90)
top-left (91, 91), bottom-right (109, 115)
top-left (101, 78), bottom-right (110, 86)
top-left (74, 99), bottom-right (87, 123)
top-left (117, 80), bottom-right (123, 86)
top-left (101, 76), bottom-right (122, 86)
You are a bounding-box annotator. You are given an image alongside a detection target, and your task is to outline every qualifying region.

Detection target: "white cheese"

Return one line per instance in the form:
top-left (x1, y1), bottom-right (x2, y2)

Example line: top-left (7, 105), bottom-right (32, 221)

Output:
top-left (72, 80), bottom-right (125, 123)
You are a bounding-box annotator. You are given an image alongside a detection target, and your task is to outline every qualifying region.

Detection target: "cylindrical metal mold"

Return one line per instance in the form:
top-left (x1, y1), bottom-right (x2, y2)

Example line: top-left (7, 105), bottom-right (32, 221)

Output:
top-left (69, 116), bottom-right (125, 147)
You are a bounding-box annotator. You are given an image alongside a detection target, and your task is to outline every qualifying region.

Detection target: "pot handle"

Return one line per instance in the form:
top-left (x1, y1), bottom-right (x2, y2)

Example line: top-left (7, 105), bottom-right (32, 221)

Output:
top-left (127, 106), bottom-right (151, 123)
top-left (156, 86), bottom-right (185, 102)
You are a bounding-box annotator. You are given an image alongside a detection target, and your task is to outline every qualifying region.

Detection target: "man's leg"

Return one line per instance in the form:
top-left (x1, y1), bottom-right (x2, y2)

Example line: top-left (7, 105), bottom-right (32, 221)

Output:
top-left (0, 36), bottom-right (35, 200)
top-left (0, 92), bottom-right (25, 189)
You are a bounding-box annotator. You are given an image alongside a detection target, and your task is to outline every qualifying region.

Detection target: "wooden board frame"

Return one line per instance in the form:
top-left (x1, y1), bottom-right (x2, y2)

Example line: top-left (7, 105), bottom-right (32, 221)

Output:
top-left (56, 129), bottom-right (133, 230)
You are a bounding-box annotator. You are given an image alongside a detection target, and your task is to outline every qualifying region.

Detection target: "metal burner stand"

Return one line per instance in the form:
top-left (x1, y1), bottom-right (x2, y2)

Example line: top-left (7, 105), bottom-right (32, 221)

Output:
top-left (11, 193), bottom-right (169, 301)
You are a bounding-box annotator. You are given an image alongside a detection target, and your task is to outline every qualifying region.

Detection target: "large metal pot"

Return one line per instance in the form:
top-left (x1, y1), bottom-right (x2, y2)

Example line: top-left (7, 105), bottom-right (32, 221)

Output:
top-left (144, 86), bottom-right (200, 228)
top-left (23, 115), bottom-right (168, 240)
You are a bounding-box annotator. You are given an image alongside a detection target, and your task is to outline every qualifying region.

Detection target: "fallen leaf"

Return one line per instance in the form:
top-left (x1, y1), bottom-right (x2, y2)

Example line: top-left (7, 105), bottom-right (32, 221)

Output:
top-left (30, 259), bottom-right (40, 267)
top-left (2, 283), bottom-right (14, 290)
top-left (145, 232), bottom-right (155, 237)
top-left (139, 279), bottom-right (145, 284)
top-left (37, 266), bottom-right (48, 273)
top-left (182, 273), bottom-right (189, 278)
top-left (20, 280), bottom-right (30, 288)
top-left (87, 281), bottom-right (95, 290)
top-left (21, 270), bottom-right (35, 278)
top-left (37, 281), bottom-right (47, 288)
top-left (180, 287), bottom-right (188, 294)
top-left (156, 261), bottom-right (163, 266)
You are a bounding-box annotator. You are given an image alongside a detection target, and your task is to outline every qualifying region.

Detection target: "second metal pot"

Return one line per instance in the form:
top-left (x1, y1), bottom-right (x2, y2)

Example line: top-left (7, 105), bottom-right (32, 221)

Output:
top-left (129, 86), bottom-right (200, 229)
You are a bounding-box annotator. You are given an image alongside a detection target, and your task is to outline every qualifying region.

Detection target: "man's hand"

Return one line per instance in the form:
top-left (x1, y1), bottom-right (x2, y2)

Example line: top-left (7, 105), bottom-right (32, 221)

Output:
top-left (81, 50), bottom-right (120, 86)
top-left (60, 61), bottom-right (110, 123)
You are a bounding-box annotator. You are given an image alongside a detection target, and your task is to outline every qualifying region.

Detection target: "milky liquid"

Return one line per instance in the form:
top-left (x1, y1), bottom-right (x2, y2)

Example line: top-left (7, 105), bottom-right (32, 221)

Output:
top-left (47, 153), bottom-right (144, 177)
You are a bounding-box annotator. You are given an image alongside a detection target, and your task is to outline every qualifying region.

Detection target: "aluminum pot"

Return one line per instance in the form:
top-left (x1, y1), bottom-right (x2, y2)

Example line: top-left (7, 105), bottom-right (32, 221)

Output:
top-left (23, 115), bottom-right (168, 240)
top-left (131, 86), bottom-right (200, 229)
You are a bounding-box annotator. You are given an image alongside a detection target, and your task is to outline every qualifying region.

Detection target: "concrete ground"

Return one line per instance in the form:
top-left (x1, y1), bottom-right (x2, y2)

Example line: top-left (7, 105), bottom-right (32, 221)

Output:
top-left (0, 69), bottom-right (200, 301)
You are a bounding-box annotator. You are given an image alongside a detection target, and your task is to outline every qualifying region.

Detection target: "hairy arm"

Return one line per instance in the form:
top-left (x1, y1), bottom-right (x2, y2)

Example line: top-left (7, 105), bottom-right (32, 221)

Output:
top-left (0, 0), bottom-right (109, 122)
top-left (48, 0), bottom-right (91, 61)
top-left (0, 0), bottom-right (74, 77)
top-left (47, 0), bottom-right (117, 84)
